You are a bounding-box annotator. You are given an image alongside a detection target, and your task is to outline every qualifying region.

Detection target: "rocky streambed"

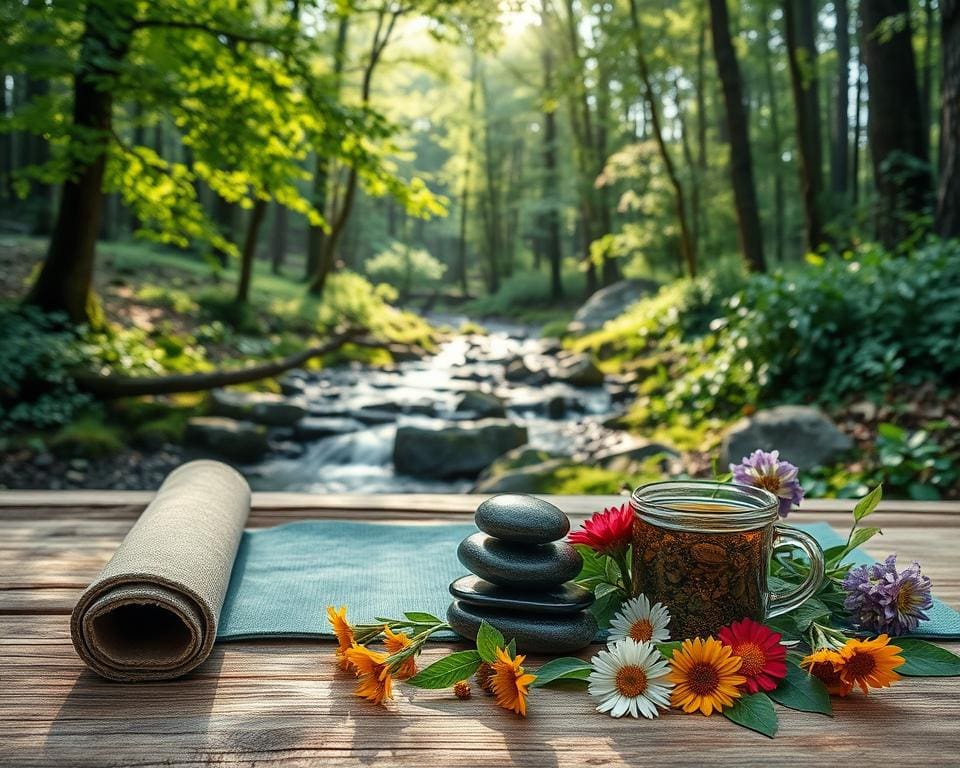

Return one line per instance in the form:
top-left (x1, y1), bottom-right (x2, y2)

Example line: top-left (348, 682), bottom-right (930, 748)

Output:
top-left (197, 319), bottom-right (657, 493)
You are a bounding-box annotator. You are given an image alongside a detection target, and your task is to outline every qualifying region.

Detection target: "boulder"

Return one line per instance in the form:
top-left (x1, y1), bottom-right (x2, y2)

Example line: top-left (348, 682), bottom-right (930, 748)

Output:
top-left (594, 439), bottom-right (679, 473)
top-left (393, 419), bottom-right (528, 479)
top-left (476, 446), bottom-right (569, 483)
top-left (545, 395), bottom-right (566, 420)
top-left (554, 353), bottom-right (605, 387)
top-left (720, 405), bottom-right (854, 470)
top-left (294, 417), bottom-right (365, 440)
top-left (456, 390), bottom-right (507, 419)
top-left (566, 278), bottom-right (660, 335)
top-left (210, 389), bottom-right (306, 427)
top-left (185, 417), bottom-right (268, 462)
top-left (504, 356), bottom-right (546, 384)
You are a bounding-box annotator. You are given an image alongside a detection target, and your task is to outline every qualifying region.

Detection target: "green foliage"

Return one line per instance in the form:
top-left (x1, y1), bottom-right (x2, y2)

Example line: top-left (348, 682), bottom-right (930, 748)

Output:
top-left (49, 413), bottom-right (125, 458)
top-left (0, 308), bottom-right (92, 430)
top-left (365, 242), bottom-right (446, 299)
top-left (133, 412), bottom-right (190, 448)
top-left (869, 423), bottom-right (957, 500)
top-left (465, 270), bottom-right (586, 320)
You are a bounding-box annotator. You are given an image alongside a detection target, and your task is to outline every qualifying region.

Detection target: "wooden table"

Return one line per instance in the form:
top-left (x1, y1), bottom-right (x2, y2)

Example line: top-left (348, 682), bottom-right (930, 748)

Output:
top-left (2, 492), bottom-right (959, 767)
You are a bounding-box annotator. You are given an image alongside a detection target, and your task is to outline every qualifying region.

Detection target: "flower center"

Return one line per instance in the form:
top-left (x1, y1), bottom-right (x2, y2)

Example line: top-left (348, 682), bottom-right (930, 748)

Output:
top-left (734, 642), bottom-right (767, 677)
top-left (756, 475), bottom-right (783, 494)
top-left (629, 618), bottom-right (654, 642)
top-left (615, 664), bottom-right (648, 698)
top-left (845, 651), bottom-right (876, 678)
top-left (687, 662), bottom-right (720, 695)
top-left (810, 661), bottom-right (842, 687)
top-left (896, 584), bottom-right (916, 613)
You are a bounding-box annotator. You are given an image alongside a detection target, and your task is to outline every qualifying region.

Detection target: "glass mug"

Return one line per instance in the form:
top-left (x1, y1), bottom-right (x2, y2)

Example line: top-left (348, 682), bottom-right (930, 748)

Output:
top-left (630, 480), bottom-right (825, 639)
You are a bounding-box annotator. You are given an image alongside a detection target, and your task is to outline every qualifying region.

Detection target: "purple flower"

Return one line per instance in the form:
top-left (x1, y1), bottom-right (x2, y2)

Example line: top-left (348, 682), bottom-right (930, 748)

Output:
top-left (842, 554), bottom-right (933, 636)
top-left (730, 449), bottom-right (804, 517)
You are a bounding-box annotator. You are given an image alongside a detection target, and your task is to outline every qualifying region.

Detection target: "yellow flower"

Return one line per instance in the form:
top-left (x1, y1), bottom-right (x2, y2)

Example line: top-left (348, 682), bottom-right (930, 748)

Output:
top-left (668, 636), bottom-right (747, 716)
top-left (327, 605), bottom-right (356, 672)
top-left (383, 627), bottom-right (417, 680)
top-left (344, 644), bottom-right (394, 705)
top-left (490, 647), bottom-right (536, 717)
top-left (800, 648), bottom-right (853, 697)
top-left (838, 635), bottom-right (904, 694)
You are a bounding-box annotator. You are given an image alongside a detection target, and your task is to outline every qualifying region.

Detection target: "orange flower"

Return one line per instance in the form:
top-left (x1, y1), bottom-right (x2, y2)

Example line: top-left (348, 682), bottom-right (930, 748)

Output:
top-left (383, 627), bottom-right (417, 680)
top-left (490, 647), bottom-right (536, 717)
top-left (327, 605), bottom-right (356, 672)
top-left (344, 644), bottom-right (394, 705)
top-left (838, 635), bottom-right (905, 694)
top-left (800, 648), bottom-right (853, 697)
top-left (668, 637), bottom-right (747, 716)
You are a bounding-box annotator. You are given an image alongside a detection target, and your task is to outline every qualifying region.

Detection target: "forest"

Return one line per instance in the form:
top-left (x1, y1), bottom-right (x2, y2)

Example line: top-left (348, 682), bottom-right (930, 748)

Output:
top-left (0, 0), bottom-right (958, 500)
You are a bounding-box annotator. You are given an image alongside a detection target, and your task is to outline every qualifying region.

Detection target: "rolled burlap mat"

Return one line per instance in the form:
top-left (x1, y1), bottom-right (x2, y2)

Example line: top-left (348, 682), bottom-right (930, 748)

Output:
top-left (71, 460), bottom-right (250, 681)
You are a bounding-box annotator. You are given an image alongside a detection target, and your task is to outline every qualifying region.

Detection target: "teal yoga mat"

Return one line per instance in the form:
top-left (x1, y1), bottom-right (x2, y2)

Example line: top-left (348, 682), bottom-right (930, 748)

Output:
top-left (217, 520), bottom-right (960, 641)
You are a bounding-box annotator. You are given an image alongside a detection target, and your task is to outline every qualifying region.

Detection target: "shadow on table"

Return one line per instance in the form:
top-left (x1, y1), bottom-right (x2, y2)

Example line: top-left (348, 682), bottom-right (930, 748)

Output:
top-left (44, 652), bottom-right (224, 764)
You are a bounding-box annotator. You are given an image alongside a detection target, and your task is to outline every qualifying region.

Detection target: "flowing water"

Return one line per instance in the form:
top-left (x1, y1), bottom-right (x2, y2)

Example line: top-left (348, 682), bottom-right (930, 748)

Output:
top-left (248, 317), bottom-right (621, 493)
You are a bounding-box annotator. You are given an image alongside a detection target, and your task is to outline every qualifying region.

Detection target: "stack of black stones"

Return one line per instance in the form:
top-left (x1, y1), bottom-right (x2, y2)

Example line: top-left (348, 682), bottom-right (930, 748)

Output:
top-left (447, 494), bottom-right (597, 653)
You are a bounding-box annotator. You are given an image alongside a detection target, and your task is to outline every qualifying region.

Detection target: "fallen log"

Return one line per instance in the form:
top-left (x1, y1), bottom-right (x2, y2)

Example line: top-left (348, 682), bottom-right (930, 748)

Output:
top-left (74, 329), bottom-right (381, 398)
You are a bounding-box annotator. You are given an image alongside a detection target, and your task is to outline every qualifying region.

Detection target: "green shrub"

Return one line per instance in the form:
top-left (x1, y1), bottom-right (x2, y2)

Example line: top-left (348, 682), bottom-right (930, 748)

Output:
top-left (134, 412), bottom-right (189, 448)
top-left (365, 242), bottom-right (446, 299)
top-left (465, 269), bottom-right (587, 319)
top-left (0, 307), bottom-right (92, 430)
top-left (50, 414), bottom-right (125, 457)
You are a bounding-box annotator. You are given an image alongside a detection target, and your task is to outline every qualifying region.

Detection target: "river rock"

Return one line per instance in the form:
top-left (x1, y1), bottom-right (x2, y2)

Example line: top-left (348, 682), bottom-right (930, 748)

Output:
top-left (566, 278), bottom-right (660, 335)
top-left (185, 417), bottom-right (268, 462)
top-left (456, 390), bottom-right (507, 418)
top-left (294, 416), bottom-right (365, 440)
top-left (554, 354), bottom-right (605, 387)
top-left (720, 405), bottom-right (854, 470)
top-left (457, 533), bottom-right (581, 588)
top-left (210, 389), bottom-right (307, 427)
top-left (349, 408), bottom-right (397, 425)
top-left (470, 459), bottom-right (570, 493)
top-left (393, 419), bottom-right (528, 479)
top-left (475, 493), bottom-right (570, 543)
top-left (594, 438), bottom-right (679, 472)
top-left (447, 600), bottom-right (597, 653)
top-left (449, 575), bottom-right (593, 615)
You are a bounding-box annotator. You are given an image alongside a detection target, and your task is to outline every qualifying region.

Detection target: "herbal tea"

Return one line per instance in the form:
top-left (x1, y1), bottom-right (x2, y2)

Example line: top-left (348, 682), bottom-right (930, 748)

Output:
top-left (631, 508), bottom-right (773, 638)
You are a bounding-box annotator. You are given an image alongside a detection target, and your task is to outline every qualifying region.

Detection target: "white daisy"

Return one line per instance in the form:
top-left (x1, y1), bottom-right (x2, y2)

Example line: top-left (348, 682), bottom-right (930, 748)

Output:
top-left (607, 594), bottom-right (671, 645)
top-left (588, 639), bottom-right (674, 719)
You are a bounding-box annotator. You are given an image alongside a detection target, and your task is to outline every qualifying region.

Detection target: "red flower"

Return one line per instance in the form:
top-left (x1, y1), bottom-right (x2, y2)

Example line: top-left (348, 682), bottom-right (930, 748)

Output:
top-left (717, 618), bottom-right (787, 694)
top-left (568, 503), bottom-right (633, 557)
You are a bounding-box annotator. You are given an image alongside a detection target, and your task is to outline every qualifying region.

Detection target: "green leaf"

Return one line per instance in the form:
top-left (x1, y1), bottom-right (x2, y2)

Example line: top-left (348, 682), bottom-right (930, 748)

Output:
top-left (768, 663), bottom-right (832, 715)
top-left (896, 639), bottom-right (960, 676)
top-left (530, 657), bottom-right (593, 687)
top-left (766, 615), bottom-right (800, 641)
top-left (837, 527), bottom-right (883, 562)
top-left (403, 611), bottom-right (441, 624)
top-left (823, 544), bottom-right (849, 568)
top-left (590, 587), bottom-right (624, 629)
top-left (723, 692), bottom-right (778, 738)
top-left (594, 582), bottom-right (620, 601)
top-left (506, 638), bottom-right (517, 659)
top-left (852, 484), bottom-right (883, 522)
top-left (785, 598), bottom-right (832, 631)
top-left (657, 641), bottom-right (682, 659)
top-left (476, 619), bottom-right (505, 664)
top-left (604, 556), bottom-right (622, 585)
top-left (876, 423), bottom-right (905, 442)
top-left (406, 650), bottom-right (482, 689)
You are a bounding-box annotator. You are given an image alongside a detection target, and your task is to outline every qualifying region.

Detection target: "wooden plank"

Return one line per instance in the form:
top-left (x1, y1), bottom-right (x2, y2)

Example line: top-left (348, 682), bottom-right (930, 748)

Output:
top-left (1, 615), bottom-right (958, 768)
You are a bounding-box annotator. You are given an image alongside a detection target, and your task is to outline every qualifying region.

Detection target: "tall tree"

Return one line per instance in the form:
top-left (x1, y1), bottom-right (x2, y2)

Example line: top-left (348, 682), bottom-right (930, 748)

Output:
top-left (629, 0), bottom-right (697, 277)
top-left (760, 6), bottom-right (785, 262)
top-left (456, 48), bottom-right (478, 297)
top-left (784, 0), bottom-right (827, 250)
top-left (860, 0), bottom-right (932, 245)
top-left (831, 0), bottom-right (850, 199)
top-left (236, 198), bottom-right (268, 303)
top-left (540, 32), bottom-right (563, 300)
top-left (937, 0), bottom-right (960, 236)
top-left (708, 0), bottom-right (767, 272)
top-left (270, 203), bottom-right (288, 275)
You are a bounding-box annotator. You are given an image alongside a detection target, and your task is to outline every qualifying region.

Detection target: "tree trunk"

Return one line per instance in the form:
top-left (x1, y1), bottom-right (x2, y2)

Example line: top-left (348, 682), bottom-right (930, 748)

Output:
top-left (852, 58), bottom-right (864, 205)
top-left (785, 0), bottom-right (827, 250)
top-left (0, 73), bottom-right (9, 203)
top-left (24, 73), bottom-right (52, 234)
top-left (236, 198), bottom-right (267, 304)
top-left (629, 0), bottom-right (697, 277)
top-left (479, 66), bottom-right (501, 295)
top-left (707, 0), bottom-right (767, 272)
top-left (541, 41), bottom-right (564, 300)
top-left (270, 203), bottom-right (287, 275)
top-left (760, 10), bottom-right (785, 263)
top-left (937, 0), bottom-right (960, 237)
top-left (861, 0), bottom-right (932, 246)
top-left (306, 11), bottom-right (349, 282)
top-left (832, 0), bottom-right (850, 199)
top-left (922, 0), bottom-right (936, 154)
top-left (457, 49), bottom-right (478, 296)
top-left (24, 3), bottom-right (133, 324)
top-left (696, 19), bottom-right (710, 249)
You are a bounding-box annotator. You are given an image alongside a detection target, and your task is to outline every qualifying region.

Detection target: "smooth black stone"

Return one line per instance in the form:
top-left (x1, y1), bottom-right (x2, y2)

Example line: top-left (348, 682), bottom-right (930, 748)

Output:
top-left (474, 494), bottom-right (570, 544)
top-left (457, 533), bottom-right (581, 588)
top-left (447, 600), bottom-right (597, 654)
top-left (449, 575), bottom-right (594, 615)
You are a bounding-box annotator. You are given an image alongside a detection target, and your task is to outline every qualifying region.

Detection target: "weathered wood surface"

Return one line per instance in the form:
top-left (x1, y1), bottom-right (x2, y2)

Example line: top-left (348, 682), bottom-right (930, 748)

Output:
top-left (2, 492), bottom-right (959, 767)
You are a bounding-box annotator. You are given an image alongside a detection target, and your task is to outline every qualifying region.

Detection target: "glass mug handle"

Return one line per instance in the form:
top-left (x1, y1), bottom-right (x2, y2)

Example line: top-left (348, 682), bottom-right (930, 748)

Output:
top-left (766, 524), bottom-right (825, 618)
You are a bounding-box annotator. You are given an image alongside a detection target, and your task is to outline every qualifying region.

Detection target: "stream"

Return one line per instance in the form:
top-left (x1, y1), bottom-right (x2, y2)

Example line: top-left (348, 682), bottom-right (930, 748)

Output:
top-left (247, 317), bottom-right (626, 493)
